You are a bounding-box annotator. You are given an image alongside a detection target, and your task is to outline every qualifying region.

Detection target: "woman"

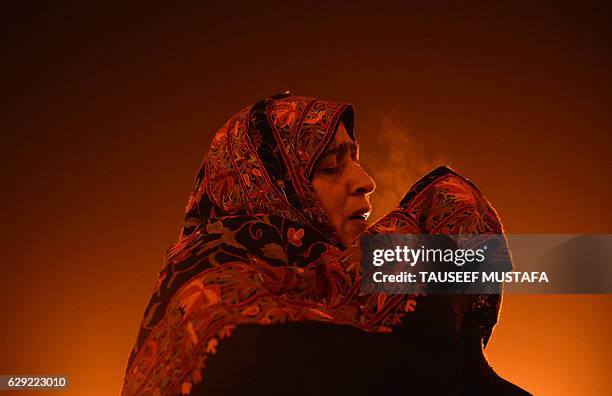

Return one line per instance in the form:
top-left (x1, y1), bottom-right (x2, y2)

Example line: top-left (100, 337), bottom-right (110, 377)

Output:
top-left (122, 93), bottom-right (528, 395)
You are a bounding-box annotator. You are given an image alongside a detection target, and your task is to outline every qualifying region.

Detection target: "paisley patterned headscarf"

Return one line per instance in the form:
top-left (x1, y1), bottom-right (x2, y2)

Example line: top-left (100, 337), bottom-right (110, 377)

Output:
top-left (181, 92), bottom-right (355, 246)
top-left (122, 93), bottom-right (509, 395)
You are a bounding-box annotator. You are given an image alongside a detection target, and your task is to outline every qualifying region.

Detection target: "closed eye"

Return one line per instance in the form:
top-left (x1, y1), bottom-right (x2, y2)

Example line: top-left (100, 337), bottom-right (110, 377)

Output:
top-left (319, 166), bottom-right (341, 175)
top-left (315, 141), bottom-right (359, 176)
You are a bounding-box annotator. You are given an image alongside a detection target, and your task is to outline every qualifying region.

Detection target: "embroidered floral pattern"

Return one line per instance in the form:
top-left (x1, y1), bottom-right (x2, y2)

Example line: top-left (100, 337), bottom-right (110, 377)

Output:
top-left (287, 227), bottom-right (304, 247)
top-left (180, 95), bottom-right (350, 246)
top-left (122, 94), bottom-right (509, 395)
top-left (271, 100), bottom-right (299, 129)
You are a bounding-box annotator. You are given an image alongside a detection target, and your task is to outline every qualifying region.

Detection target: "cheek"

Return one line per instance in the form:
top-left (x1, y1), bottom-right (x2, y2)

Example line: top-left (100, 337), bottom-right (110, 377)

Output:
top-left (327, 192), bottom-right (346, 229)
top-left (313, 181), bottom-right (346, 229)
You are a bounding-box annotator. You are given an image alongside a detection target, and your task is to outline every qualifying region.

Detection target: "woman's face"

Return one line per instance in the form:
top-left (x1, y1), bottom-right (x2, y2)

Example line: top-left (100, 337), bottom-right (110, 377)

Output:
top-left (312, 122), bottom-right (376, 246)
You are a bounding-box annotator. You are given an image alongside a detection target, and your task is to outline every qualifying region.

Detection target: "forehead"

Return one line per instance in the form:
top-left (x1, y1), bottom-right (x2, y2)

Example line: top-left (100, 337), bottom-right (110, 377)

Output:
top-left (328, 122), bottom-right (354, 148)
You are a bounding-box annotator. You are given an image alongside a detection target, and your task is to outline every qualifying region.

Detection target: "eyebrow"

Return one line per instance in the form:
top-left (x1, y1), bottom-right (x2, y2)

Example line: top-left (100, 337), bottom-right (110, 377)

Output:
top-left (320, 141), bottom-right (359, 158)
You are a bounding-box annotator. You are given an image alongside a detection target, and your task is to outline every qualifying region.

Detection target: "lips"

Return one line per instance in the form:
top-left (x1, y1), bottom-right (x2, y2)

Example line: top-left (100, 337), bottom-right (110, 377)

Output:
top-left (348, 206), bottom-right (372, 221)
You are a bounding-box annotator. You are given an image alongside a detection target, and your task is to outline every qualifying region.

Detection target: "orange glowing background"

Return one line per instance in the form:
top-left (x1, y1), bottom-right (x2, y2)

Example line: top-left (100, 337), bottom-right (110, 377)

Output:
top-left (1, 3), bottom-right (610, 395)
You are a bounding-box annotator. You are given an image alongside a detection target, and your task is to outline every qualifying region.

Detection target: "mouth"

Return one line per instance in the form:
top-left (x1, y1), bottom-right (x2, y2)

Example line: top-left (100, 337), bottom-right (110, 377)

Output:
top-left (348, 207), bottom-right (372, 221)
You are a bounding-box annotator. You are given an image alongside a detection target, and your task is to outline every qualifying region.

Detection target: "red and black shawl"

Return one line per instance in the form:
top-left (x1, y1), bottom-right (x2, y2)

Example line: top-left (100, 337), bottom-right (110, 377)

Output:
top-left (122, 94), bottom-right (508, 395)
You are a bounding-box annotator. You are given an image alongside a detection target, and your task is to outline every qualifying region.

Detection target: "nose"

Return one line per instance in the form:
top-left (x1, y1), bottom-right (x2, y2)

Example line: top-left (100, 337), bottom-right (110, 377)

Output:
top-left (349, 162), bottom-right (376, 196)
